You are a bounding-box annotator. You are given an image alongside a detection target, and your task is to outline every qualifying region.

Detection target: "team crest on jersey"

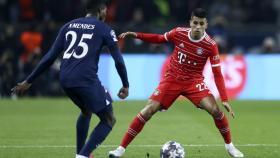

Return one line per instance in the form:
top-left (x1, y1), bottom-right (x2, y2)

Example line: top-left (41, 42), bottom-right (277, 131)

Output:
top-left (197, 48), bottom-right (203, 55)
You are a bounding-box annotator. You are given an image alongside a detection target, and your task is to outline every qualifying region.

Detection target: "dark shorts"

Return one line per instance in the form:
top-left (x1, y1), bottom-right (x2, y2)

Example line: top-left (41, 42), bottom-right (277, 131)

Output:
top-left (62, 83), bottom-right (113, 113)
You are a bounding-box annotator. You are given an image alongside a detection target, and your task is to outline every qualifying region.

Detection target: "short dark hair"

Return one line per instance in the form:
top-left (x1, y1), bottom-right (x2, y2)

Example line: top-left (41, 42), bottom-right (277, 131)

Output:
top-left (86, 0), bottom-right (108, 14)
top-left (191, 8), bottom-right (207, 18)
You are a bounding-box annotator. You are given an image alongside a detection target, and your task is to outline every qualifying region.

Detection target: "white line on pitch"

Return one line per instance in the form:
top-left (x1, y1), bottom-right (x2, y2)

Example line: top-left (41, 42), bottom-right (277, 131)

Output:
top-left (0, 144), bottom-right (278, 149)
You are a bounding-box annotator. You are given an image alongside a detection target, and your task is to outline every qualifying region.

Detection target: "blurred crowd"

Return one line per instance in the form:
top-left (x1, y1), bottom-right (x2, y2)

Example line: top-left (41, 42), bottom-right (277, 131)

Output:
top-left (1, 0), bottom-right (280, 97)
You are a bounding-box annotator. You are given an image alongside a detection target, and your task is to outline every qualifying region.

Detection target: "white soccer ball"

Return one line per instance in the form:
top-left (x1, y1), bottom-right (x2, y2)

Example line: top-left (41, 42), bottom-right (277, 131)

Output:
top-left (160, 141), bottom-right (185, 158)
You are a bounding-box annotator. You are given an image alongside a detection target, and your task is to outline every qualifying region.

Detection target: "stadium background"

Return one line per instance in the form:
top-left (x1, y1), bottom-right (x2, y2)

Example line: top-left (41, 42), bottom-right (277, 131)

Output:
top-left (0, 0), bottom-right (280, 158)
top-left (1, 0), bottom-right (280, 99)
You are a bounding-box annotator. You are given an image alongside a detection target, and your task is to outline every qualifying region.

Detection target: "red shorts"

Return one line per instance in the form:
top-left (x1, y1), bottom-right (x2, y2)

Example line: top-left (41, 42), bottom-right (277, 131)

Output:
top-left (150, 75), bottom-right (212, 110)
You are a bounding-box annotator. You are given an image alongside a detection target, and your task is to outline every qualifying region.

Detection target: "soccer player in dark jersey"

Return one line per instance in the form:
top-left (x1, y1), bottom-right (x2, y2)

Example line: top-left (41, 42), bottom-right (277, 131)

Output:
top-left (109, 8), bottom-right (243, 158)
top-left (11, 0), bottom-right (129, 158)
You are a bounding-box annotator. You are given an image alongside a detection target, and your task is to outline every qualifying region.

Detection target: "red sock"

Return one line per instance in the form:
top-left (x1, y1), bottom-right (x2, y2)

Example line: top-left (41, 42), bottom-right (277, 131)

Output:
top-left (214, 112), bottom-right (231, 144)
top-left (120, 113), bottom-right (147, 148)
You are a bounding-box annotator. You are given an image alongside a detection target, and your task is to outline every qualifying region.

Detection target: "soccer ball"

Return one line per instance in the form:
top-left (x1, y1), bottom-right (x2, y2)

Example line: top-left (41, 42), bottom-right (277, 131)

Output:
top-left (160, 141), bottom-right (185, 158)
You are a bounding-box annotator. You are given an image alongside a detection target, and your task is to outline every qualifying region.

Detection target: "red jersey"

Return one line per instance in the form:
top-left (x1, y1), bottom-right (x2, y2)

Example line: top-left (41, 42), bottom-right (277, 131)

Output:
top-left (164, 27), bottom-right (220, 79)
top-left (136, 27), bottom-right (228, 101)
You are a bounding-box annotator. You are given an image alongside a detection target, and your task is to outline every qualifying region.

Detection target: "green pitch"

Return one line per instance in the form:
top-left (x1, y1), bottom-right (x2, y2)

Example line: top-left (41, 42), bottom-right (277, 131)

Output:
top-left (0, 98), bottom-right (279, 158)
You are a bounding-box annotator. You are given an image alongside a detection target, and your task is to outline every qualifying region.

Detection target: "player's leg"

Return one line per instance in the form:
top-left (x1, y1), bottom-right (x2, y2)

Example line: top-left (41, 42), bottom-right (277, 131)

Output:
top-left (79, 105), bottom-right (116, 157)
top-left (76, 85), bottom-right (114, 157)
top-left (199, 96), bottom-right (231, 144)
top-left (184, 80), bottom-right (243, 158)
top-left (76, 110), bottom-right (92, 153)
top-left (63, 88), bottom-right (92, 154)
top-left (199, 96), bottom-right (244, 157)
top-left (108, 99), bottom-right (161, 158)
top-left (121, 99), bottom-right (162, 147)
top-left (109, 80), bottom-right (180, 157)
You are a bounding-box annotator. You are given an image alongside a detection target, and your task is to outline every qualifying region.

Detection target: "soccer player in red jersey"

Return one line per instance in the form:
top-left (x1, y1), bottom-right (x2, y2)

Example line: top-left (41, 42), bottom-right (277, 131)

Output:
top-left (109, 8), bottom-right (244, 158)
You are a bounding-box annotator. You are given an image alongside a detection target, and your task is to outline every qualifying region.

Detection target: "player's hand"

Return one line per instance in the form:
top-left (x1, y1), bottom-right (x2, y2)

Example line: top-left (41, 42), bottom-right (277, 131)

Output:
top-left (118, 87), bottom-right (129, 99)
top-left (11, 80), bottom-right (32, 95)
top-left (222, 101), bottom-right (235, 118)
top-left (119, 32), bottom-right (137, 39)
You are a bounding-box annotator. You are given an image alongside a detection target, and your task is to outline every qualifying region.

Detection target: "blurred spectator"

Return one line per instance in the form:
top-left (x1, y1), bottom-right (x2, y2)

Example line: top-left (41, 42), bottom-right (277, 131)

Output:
top-left (19, 23), bottom-right (43, 63)
top-left (0, 0), bottom-right (19, 23)
top-left (0, 25), bottom-right (19, 97)
top-left (1, 0), bottom-right (280, 97)
top-left (0, 50), bottom-right (16, 97)
top-left (228, 0), bottom-right (247, 25)
top-left (248, 36), bottom-right (279, 54)
top-left (209, 15), bottom-right (229, 54)
top-left (246, 0), bottom-right (277, 24)
top-left (209, 0), bottom-right (230, 20)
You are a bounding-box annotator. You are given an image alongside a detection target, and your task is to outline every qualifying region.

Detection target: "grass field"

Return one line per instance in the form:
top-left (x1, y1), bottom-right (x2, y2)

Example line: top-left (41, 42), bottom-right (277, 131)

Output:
top-left (0, 98), bottom-right (279, 158)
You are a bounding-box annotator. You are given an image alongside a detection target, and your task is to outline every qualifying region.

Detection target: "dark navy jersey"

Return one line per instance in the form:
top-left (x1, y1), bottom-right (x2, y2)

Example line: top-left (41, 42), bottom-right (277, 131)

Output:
top-left (26, 17), bottom-right (129, 88)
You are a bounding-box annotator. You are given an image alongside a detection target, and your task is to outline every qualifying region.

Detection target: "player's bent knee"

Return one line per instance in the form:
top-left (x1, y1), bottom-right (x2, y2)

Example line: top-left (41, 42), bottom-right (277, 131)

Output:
top-left (140, 100), bottom-right (161, 120)
top-left (109, 115), bottom-right (116, 127)
top-left (104, 113), bottom-right (116, 128)
top-left (211, 107), bottom-right (222, 118)
top-left (81, 110), bottom-right (92, 117)
top-left (96, 109), bottom-right (116, 128)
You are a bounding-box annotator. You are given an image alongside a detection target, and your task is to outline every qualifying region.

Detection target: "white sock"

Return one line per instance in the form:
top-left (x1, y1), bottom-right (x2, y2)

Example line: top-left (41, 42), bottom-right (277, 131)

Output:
top-left (76, 154), bottom-right (88, 158)
top-left (225, 142), bottom-right (234, 148)
top-left (118, 146), bottom-right (125, 150)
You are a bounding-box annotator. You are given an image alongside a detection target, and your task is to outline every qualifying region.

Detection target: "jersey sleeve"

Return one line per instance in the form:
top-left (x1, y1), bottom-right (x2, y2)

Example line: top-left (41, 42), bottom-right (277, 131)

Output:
top-left (104, 27), bottom-right (129, 88)
top-left (210, 44), bottom-right (228, 102)
top-left (103, 27), bottom-right (118, 47)
top-left (135, 28), bottom-right (177, 44)
top-left (163, 28), bottom-right (177, 42)
top-left (209, 44), bottom-right (221, 67)
top-left (26, 26), bottom-right (65, 83)
top-left (135, 32), bottom-right (167, 43)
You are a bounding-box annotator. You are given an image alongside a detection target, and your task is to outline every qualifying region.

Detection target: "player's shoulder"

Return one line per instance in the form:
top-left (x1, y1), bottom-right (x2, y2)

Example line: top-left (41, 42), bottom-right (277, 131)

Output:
top-left (172, 27), bottom-right (190, 33)
top-left (204, 33), bottom-right (217, 46)
top-left (67, 17), bottom-right (111, 29)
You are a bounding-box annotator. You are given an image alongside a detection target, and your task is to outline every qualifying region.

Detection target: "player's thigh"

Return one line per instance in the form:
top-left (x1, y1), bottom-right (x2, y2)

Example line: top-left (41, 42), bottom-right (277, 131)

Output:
top-left (63, 87), bottom-right (86, 111)
top-left (78, 84), bottom-right (112, 113)
top-left (140, 99), bottom-right (161, 120)
top-left (149, 81), bottom-right (181, 110)
top-left (96, 103), bottom-right (115, 127)
top-left (199, 95), bottom-right (221, 116)
top-left (183, 81), bottom-right (212, 108)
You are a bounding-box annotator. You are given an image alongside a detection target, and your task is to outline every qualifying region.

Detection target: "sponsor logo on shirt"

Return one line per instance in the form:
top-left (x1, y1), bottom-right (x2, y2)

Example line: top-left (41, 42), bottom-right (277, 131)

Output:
top-left (178, 51), bottom-right (187, 64)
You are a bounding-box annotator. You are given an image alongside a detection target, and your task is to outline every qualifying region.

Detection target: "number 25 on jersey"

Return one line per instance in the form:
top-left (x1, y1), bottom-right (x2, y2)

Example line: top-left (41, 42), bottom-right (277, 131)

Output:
top-left (63, 31), bottom-right (93, 59)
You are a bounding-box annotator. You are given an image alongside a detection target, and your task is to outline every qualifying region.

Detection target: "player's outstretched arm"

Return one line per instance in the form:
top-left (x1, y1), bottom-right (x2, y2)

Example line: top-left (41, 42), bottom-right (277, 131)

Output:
top-left (11, 27), bottom-right (64, 95)
top-left (119, 32), bottom-right (137, 39)
top-left (119, 31), bottom-right (167, 44)
top-left (11, 80), bottom-right (31, 95)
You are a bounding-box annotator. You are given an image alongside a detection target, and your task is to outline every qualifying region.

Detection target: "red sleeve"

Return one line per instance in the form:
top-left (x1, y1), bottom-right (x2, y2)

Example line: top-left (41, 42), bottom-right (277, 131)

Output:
top-left (135, 28), bottom-right (177, 43)
top-left (163, 28), bottom-right (176, 42)
top-left (136, 32), bottom-right (167, 43)
top-left (210, 44), bottom-right (228, 102)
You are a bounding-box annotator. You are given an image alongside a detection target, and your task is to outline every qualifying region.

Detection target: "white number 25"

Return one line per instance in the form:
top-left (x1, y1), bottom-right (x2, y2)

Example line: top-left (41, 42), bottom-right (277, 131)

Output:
top-left (63, 31), bottom-right (93, 59)
top-left (196, 82), bottom-right (208, 91)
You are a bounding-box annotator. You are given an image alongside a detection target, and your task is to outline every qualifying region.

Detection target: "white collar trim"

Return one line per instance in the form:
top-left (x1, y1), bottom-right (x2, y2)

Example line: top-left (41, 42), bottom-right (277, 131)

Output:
top-left (188, 30), bottom-right (206, 42)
